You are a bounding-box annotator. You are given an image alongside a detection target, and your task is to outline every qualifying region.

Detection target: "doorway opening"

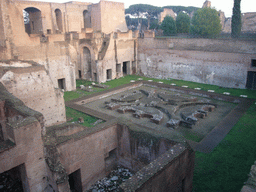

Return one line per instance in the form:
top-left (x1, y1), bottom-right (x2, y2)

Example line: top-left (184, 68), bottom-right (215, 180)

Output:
top-left (246, 71), bottom-right (256, 90)
top-left (106, 69), bottom-right (112, 80)
top-left (58, 78), bottom-right (66, 90)
top-left (78, 70), bottom-right (82, 79)
top-left (68, 169), bottom-right (82, 192)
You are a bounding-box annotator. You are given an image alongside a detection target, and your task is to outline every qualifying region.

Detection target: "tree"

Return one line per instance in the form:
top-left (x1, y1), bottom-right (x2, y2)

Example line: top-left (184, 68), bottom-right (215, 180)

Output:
top-left (149, 19), bottom-right (160, 30)
top-left (163, 6), bottom-right (199, 15)
top-left (125, 4), bottom-right (162, 30)
top-left (190, 7), bottom-right (222, 38)
top-left (160, 16), bottom-right (177, 36)
top-left (231, 0), bottom-right (242, 38)
top-left (176, 12), bottom-right (190, 33)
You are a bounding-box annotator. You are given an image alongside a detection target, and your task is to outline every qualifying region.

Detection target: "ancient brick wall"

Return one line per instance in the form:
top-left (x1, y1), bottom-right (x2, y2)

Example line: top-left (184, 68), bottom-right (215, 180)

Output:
top-left (158, 8), bottom-right (176, 23)
top-left (138, 38), bottom-right (256, 88)
top-left (99, 0), bottom-right (128, 34)
top-left (133, 148), bottom-right (194, 192)
top-left (0, 62), bottom-right (66, 126)
top-left (56, 124), bottom-right (118, 190)
top-left (242, 12), bottom-right (256, 33)
top-left (0, 83), bottom-right (52, 192)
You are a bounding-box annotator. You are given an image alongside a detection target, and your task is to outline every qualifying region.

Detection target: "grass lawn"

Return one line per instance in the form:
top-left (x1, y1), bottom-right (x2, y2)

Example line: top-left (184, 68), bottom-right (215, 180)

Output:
top-left (64, 75), bottom-right (256, 192)
top-left (66, 107), bottom-right (99, 127)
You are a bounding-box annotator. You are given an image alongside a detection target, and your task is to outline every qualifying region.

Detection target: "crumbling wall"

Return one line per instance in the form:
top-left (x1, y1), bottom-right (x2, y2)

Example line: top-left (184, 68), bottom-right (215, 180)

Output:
top-left (99, 0), bottom-right (128, 33)
top-left (138, 38), bottom-right (256, 88)
top-left (53, 123), bottom-right (118, 191)
top-left (242, 12), bottom-right (256, 33)
top-left (0, 83), bottom-right (53, 192)
top-left (158, 8), bottom-right (176, 23)
top-left (0, 61), bottom-right (66, 126)
top-left (96, 32), bottom-right (136, 83)
top-left (117, 125), bottom-right (176, 172)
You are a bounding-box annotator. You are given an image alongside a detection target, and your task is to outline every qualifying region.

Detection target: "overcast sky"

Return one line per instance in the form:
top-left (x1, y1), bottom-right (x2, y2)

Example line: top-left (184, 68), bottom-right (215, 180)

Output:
top-left (32, 0), bottom-right (255, 17)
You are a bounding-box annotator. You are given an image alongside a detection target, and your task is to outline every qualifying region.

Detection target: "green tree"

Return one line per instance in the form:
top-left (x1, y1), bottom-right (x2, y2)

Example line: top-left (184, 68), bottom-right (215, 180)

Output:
top-left (160, 16), bottom-right (177, 36)
top-left (149, 19), bottom-right (160, 30)
top-left (176, 12), bottom-right (190, 33)
top-left (190, 7), bottom-right (222, 38)
top-left (163, 6), bottom-right (199, 15)
top-left (231, 0), bottom-right (242, 38)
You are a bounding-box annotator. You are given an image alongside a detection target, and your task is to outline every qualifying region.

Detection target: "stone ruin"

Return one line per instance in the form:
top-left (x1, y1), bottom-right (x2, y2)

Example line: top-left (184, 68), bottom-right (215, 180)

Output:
top-left (105, 88), bottom-right (217, 129)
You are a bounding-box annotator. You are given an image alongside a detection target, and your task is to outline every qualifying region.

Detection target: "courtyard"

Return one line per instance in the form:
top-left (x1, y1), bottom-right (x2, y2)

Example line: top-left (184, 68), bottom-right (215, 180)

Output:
top-left (64, 75), bottom-right (256, 192)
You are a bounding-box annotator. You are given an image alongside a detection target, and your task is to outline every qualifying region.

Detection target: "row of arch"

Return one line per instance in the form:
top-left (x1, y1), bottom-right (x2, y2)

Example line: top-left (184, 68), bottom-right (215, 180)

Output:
top-left (23, 7), bottom-right (91, 35)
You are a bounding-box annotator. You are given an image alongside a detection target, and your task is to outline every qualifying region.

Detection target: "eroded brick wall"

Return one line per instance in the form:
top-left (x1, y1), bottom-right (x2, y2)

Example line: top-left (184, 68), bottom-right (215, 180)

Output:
top-left (138, 38), bottom-right (256, 88)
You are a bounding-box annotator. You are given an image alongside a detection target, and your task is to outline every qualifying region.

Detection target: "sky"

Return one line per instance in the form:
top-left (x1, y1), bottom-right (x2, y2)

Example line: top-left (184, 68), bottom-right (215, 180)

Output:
top-left (32, 0), bottom-right (255, 17)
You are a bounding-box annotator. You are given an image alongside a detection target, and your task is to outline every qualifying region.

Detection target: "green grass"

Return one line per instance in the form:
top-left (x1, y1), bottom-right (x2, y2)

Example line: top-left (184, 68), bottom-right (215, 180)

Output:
top-left (65, 76), bottom-right (256, 191)
top-left (193, 104), bottom-right (256, 192)
top-left (64, 75), bottom-right (141, 101)
top-left (180, 130), bottom-right (203, 142)
top-left (66, 107), bottom-right (99, 127)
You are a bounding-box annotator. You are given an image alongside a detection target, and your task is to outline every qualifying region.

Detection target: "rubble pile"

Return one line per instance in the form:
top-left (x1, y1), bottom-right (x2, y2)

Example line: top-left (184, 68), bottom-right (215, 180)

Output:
top-left (88, 166), bottom-right (133, 192)
top-left (0, 172), bottom-right (23, 192)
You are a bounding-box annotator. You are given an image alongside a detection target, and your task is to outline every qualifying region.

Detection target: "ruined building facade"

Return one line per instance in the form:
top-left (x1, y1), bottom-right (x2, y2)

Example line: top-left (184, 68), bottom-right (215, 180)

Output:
top-left (0, 0), bottom-right (256, 191)
top-left (0, 0), bottom-right (137, 126)
top-left (0, 0), bottom-right (137, 88)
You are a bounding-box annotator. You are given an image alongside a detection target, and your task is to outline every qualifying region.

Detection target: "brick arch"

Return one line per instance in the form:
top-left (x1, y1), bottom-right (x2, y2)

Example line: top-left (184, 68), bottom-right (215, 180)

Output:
top-left (79, 44), bottom-right (96, 80)
top-left (23, 7), bottom-right (43, 35)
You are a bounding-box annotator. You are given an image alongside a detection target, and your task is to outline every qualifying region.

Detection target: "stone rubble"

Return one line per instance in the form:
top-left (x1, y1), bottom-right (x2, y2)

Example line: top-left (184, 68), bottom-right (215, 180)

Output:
top-left (87, 166), bottom-right (133, 192)
top-left (0, 172), bottom-right (23, 192)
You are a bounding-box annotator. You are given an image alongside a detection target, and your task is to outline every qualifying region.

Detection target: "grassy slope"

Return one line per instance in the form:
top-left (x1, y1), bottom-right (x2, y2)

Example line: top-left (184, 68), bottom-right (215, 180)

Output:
top-left (64, 76), bottom-right (256, 191)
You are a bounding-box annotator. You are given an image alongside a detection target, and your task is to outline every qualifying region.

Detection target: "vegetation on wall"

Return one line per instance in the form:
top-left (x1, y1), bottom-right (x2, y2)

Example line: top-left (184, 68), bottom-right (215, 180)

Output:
top-left (231, 0), bottom-right (242, 38)
top-left (176, 12), bottom-right (190, 33)
top-left (160, 16), bottom-right (177, 36)
top-left (190, 7), bottom-right (222, 38)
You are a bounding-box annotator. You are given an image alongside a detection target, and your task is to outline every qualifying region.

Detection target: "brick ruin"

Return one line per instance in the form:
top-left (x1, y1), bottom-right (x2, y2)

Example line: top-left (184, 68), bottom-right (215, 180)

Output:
top-left (0, 0), bottom-right (255, 191)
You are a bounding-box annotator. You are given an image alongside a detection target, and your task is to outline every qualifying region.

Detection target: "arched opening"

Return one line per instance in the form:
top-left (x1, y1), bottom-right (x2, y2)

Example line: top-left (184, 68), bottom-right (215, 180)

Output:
top-left (23, 7), bottom-right (43, 35)
top-left (83, 47), bottom-right (91, 79)
top-left (83, 10), bottom-right (91, 29)
top-left (55, 9), bottom-right (63, 33)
